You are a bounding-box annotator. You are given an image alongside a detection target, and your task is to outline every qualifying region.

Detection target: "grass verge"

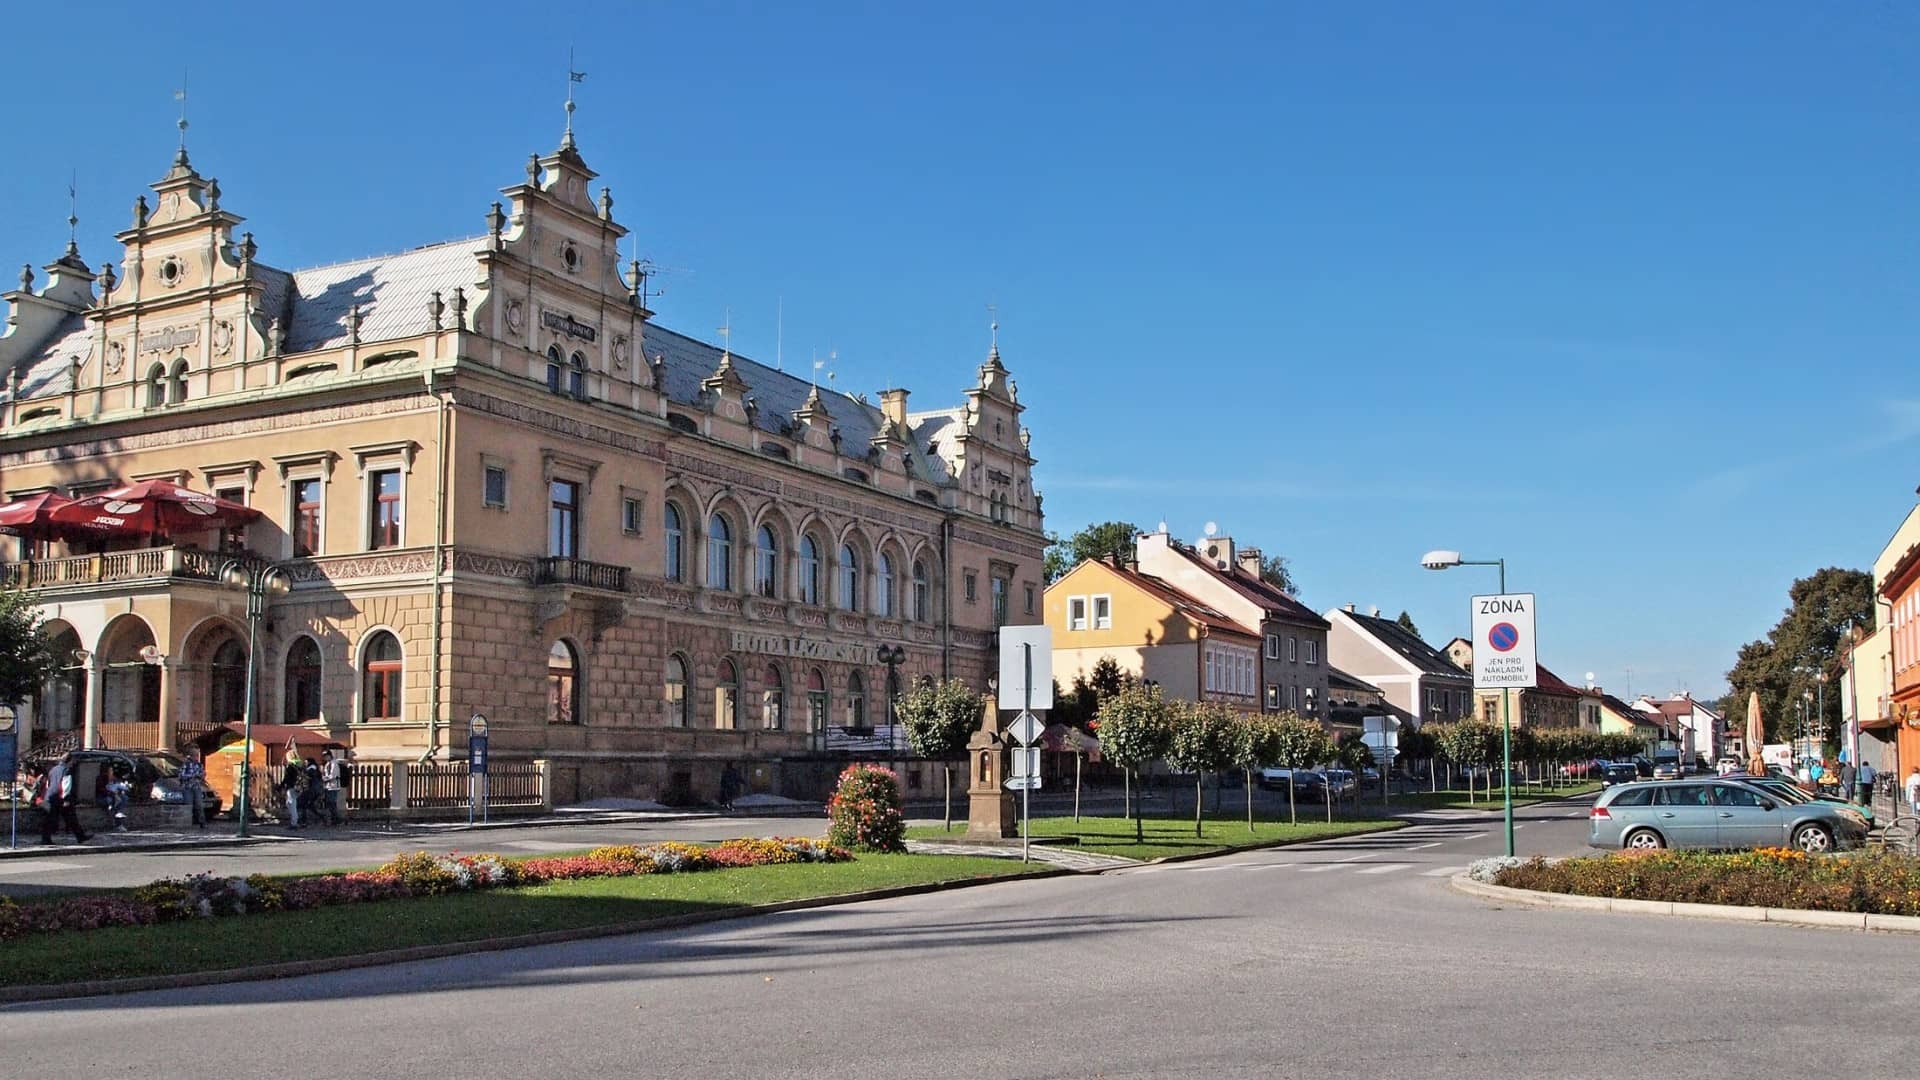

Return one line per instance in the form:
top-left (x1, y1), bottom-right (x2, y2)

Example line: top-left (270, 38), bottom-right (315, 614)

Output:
top-left (1381, 781), bottom-right (1600, 812)
top-left (0, 854), bottom-right (1036, 989)
top-left (908, 814), bottom-right (1403, 861)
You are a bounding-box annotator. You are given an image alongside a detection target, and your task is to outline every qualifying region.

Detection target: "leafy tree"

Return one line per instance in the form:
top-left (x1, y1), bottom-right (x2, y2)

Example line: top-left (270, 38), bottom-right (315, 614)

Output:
top-left (1094, 684), bottom-right (1175, 842)
top-left (1088, 656), bottom-right (1129, 700)
top-left (0, 588), bottom-right (56, 708)
top-left (1395, 611), bottom-right (1421, 639)
top-left (1435, 719), bottom-right (1501, 803)
top-left (1269, 713), bottom-right (1334, 824)
top-left (1724, 567), bottom-right (1872, 746)
top-left (1259, 555), bottom-right (1299, 597)
top-left (1165, 702), bottom-right (1237, 837)
top-left (825, 764), bottom-right (907, 853)
top-left (1228, 713), bottom-right (1281, 832)
top-left (1043, 521), bottom-right (1141, 584)
top-left (896, 678), bottom-right (985, 831)
top-left (1397, 725), bottom-right (1437, 769)
top-left (1337, 731), bottom-right (1375, 775)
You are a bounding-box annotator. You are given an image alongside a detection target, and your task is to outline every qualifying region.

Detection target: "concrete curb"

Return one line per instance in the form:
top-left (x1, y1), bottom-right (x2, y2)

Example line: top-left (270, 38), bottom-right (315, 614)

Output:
top-left (1448, 874), bottom-right (1920, 935)
top-left (0, 864), bottom-right (1068, 1004)
top-left (0, 834), bottom-right (296, 860)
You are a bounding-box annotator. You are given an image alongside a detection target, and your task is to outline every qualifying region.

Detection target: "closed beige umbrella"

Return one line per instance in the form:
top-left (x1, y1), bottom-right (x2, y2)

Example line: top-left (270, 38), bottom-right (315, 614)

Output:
top-left (1747, 691), bottom-right (1766, 774)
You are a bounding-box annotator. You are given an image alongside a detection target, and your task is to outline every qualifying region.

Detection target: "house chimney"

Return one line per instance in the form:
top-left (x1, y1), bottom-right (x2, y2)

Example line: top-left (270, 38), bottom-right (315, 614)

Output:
top-left (1236, 546), bottom-right (1263, 578)
top-left (1343, 603), bottom-right (1356, 613)
top-left (879, 388), bottom-right (909, 427)
top-left (1368, 605), bottom-right (1381, 618)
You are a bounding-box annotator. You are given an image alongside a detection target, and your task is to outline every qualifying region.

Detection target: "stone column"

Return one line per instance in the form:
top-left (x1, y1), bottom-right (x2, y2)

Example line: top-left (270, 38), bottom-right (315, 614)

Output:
top-left (965, 710), bottom-right (1015, 839)
top-left (156, 658), bottom-right (179, 751)
top-left (82, 657), bottom-right (104, 749)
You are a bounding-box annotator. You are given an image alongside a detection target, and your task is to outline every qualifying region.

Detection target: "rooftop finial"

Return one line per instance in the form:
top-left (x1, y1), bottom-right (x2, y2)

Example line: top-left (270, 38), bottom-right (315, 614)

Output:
top-left (65, 172), bottom-right (79, 257)
top-left (173, 73), bottom-right (190, 167)
top-left (987, 303), bottom-right (1000, 359)
top-left (717, 309), bottom-right (733, 359)
top-left (563, 48), bottom-right (586, 150)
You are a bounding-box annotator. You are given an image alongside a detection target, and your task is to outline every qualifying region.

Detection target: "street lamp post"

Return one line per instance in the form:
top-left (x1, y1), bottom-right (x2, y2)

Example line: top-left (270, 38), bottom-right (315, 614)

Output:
top-left (221, 559), bottom-right (291, 837)
top-left (876, 644), bottom-right (907, 752)
top-left (1420, 550), bottom-right (1516, 857)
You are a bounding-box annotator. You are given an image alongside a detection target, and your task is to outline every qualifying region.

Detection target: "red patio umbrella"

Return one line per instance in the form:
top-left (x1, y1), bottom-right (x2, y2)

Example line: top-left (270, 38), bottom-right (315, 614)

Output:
top-left (49, 479), bottom-right (261, 539)
top-left (0, 490), bottom-right (77, 539)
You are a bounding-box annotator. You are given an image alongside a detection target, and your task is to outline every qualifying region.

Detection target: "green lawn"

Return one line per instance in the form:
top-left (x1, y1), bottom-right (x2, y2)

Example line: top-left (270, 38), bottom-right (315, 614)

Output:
top-left (909, 814), bottom-right (1403, 861)
top-left (1381, 781), bottom-right (1600, 812)
top-left (0, 854), bottom-right (1038, 989)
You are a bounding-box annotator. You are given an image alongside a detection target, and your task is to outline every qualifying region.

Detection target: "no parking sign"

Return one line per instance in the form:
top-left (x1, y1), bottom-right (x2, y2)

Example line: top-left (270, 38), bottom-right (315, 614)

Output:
top-left (1471, 594), bottom-right (1537, 690)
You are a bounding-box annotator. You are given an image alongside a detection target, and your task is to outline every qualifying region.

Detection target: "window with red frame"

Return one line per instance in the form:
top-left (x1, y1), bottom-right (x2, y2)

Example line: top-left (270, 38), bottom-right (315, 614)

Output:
top-left (292, 478), bottom-right (323, 557)
top-left (363, 632), bottom-right (403, 722)
top-left (368, 469), bottom-right (401, 549)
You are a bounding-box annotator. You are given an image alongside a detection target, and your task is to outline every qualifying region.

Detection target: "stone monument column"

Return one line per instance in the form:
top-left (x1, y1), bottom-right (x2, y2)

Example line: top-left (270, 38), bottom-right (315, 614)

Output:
top-left (964, 706), bottom-right (1016, 839)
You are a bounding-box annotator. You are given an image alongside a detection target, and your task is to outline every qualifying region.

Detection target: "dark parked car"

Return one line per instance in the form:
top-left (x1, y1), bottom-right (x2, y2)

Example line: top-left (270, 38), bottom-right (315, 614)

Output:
top-left (1589, 779), bottom-right (1868, 853)
top-left (1258, 768), bottom-right (1328, 799)
top-left (1629, 756), bottom-right (1654, 778)
top-left (62, 749), bottom-right (222, 817)
top-left (1599, 762), bottom-right (1639, 787)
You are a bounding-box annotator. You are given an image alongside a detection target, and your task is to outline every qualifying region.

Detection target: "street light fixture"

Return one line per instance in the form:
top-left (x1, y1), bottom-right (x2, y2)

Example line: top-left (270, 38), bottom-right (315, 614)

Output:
top-left (876, 644), bottom-right (907, 749)
top-left (1419, 550), bottom-right (1517, 857)
top-left (221, 559), bottom-right (291, 837)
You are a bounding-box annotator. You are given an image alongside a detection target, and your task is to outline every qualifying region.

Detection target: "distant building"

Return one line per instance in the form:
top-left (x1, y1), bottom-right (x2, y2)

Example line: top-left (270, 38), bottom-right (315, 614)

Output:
top-left (1633, 694), bottom-right (1725, 763)
top-left (1446, 641), bottom-right (1584, 730)
top-left (1443, 636), bottom-right (1473, 673)
top-left (1597, 691), bottom-right (1665, 755)
top-left (1324, 604), bottom-right (1472, 729)
top-left (1045, 558), bottom-right (1260, 709)
top-left (1867, 496), bottom-right (1920, 773)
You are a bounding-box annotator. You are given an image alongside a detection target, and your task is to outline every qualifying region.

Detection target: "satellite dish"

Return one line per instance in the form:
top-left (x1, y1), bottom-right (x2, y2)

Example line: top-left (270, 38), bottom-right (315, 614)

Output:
top-left (1585, 672), bottom-right (1596, 683)
top-left (1203, 521), bottom-right (1218, 538)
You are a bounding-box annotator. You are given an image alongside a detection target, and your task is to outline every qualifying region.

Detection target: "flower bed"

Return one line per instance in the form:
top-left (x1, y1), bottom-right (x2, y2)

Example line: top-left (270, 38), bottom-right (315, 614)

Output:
top-left (1491, 848), bottom-right (1920, 915)
top-left (0, 837), bottom-right (850, 941)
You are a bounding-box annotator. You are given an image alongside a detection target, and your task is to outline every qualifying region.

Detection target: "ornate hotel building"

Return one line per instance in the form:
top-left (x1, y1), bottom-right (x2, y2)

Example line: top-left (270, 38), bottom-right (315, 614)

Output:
top-left (0, 128), bottom-right (1045, 803)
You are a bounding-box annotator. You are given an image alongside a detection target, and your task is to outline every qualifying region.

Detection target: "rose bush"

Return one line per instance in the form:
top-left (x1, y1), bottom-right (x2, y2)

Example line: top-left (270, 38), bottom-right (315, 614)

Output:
top-left (826, 764), bottom-right (907, 853)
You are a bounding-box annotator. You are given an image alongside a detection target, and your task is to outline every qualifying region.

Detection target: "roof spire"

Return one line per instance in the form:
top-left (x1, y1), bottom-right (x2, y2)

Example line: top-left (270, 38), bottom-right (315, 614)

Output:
top-left (563, 48), bottom-right (586, 150)
top-left (173, 72), bottom-right (190, 167)
top-left (65, 171), bottom-right (79, 258)
top-left (987, 303), bottom-right (1001, 362)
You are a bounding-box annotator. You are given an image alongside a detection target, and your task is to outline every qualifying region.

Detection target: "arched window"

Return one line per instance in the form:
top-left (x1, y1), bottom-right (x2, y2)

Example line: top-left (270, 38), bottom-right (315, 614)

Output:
top-left (846, 671), bottom-right (867, 730)
top-left (838, 544), bottom-right (860, 611)
top-left (208, 637), bottom-right (249, 728)
top-left (665, 653), bottom-right (689, 727)
top-left (875, 552), bottom-right (895, 618)
top-left (762, 665), bottom-right (784, 730)
top-left (707, 512), bottom-right (733, 590)
top-left (283, 636), bottom-right (323, 725)
top-left (664, 502), bottom-right (684, 581)
top-left (568, 350), bottom-right (587, 399)
top-left (912, 561), bottom-right (931, 622)
top-left (799, 535), bottom-right (822, 605)
top-left (169, 358), bottom-right (189, 404)
top-left (545, 345), bottom-right (564, 393)
top-left (754, 525), bottom-right (779, 598)
top-left (547, 640), bottom-right (580, 725)
top-left (361, 631), bottom-right (403, 723)
top-left (806, 668), bottom-right (828, 733)
top-left (715, 658), bottom-right (739, 730)
top-left (145, 363), bottom-right (167, 409)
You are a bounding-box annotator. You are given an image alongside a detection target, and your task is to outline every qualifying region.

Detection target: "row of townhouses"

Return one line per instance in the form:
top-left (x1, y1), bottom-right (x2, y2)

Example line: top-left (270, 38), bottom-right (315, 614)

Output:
top-left (1842, 492), bottom-right (1920, 779)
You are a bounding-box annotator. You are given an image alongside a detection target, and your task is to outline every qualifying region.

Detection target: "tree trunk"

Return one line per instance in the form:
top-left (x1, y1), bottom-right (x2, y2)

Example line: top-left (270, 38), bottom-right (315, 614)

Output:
top-left (1288, 774), bottom-right (1297, 826)
top-left (1325, 777), bottom-right (1332, 824)
top-left (1124, 768), bottom-right (1132, 823)
top-left (1074, 753), bottom-right (1082, 822)
top-left (1245, 768), bottom-right (1255, 832)
top-left (942, 762), bottom-right (954, 831)
top-left (1133, 768), bottom-right (1144, 843)
top-left (1194, 775), bottom-right (1204, 838)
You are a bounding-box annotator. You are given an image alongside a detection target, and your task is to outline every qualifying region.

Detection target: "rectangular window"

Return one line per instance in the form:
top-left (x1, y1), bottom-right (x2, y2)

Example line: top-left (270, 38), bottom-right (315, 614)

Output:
top-left (1287, 637), bottom-right (1297, 662)
top-left (368, 468), bottom-right (402, 550)
top-left (1289, 684), bottom-right (1300, 710)
top-left (623, 497), bottom-right (643, 535)
top-left (1266, 684), bottom-right (1279, 710)
top-left (483, 466), bottom-right (508, 509)
top-left (1206, 651), bottom-right (1216, 692)
top-left (548, 480), bottom-right (580, 558)
top-left (1304, 640), bottom-right (1317, 665)
top-left (992, 577), bottom-right (1008, 627)
top-left (1025, 584), bottom-right (1036, 616)
top-left (1068, 597), bottom-right (1088, 631)
top-left (291, 477), bottom-right (323, 558)
top-left (214, 485), bottom-right (247, 554)
top-left (1092, 595), bottom-right (1112, 630)
top-left (1265, 635), bottom-right (1280, 660)
top-left (965, 571), bottom-right (978, 603)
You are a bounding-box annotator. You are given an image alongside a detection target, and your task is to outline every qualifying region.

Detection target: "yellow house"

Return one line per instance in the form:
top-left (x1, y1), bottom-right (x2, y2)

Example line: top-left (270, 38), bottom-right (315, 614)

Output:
top-left (1044, 558), bottom-right (1259, 709)
top-left (1598, 692), bottom-right (1664, 755)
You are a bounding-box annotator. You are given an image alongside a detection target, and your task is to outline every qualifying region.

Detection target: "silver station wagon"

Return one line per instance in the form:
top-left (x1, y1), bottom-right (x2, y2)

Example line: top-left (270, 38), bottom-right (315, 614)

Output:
top-left (1589, 779), bottom-right (1869, 853)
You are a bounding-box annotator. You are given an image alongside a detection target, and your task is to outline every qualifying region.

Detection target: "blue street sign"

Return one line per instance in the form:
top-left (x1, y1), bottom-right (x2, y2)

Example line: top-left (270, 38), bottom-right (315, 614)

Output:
top-left (470, 734), bottom-right (489, 775)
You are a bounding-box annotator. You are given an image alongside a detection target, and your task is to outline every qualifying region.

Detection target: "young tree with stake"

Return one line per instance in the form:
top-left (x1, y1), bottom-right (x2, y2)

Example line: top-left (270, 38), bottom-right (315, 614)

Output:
top-left (1094, 683), bottom-right (1175, 843)
top-left (896, 677), bottom-right (986, 832)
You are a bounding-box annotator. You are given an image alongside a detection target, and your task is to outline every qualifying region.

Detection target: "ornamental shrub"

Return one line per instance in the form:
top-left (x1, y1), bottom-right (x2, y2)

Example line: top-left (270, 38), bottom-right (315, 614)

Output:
top-left (826, 764), bottom-right (906, 853)
top-left (1492, 849), bottom-right (1920, 915)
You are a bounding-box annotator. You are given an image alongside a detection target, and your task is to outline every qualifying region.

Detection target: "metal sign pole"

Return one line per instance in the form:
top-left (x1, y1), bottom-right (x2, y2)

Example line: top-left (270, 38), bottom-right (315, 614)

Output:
top-left (1022, 642), bottom-right (1032, 864)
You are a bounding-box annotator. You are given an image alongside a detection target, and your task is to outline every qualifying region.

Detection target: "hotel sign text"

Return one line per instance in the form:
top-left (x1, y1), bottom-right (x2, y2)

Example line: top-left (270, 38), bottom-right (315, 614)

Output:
top-left (731, 630), bottom-right (875, 665)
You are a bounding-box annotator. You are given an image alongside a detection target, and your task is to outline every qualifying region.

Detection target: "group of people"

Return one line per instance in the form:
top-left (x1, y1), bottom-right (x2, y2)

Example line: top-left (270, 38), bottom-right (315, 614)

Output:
top-left (277, 749), bottom-right (351, 828)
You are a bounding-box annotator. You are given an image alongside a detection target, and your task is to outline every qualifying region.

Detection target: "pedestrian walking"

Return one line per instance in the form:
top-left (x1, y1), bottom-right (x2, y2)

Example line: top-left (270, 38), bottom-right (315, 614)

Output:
top-left (320, 750), bottom-right (347, 826)
top-left (39, 758), bottom-right (88, 844)
top-left (1840, 761), bottom-right (1856, 803)
top-left (1905, 767), bottom-right (1920, 813)
top-left (279, 755), bottom-right (305, 828)
top-left (180, 748), bottom-right (208, 828)
top-left (1858, 760), bottom-right (1876, 806)
top-left (299, 754), bottom-right (325, 825)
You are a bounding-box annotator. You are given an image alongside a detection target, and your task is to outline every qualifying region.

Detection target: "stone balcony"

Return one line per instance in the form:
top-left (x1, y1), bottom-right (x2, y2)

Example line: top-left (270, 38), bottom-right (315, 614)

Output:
top-left (533, 555), bottom-right (630, 593)
top-left (1, 545), bottom-right (241, 592)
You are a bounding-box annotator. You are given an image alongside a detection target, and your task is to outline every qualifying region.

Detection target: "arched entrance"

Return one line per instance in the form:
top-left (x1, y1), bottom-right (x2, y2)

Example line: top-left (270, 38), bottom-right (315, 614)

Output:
top-left (97, 615), bottom-right (162, 749)
top-left (181, 618), bottom-right (251, 747)
top-left (34, 622), bottom-right (86, 752)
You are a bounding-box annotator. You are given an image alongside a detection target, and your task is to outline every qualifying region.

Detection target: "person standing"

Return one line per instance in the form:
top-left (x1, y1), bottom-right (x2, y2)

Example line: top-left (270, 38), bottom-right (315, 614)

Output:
top-left (39, 758), bottom-right (88, 844)
top-left (279, 755), bottom-right (304, 828)
top-left (1904, 766), bottom-right (1920, 814)
top-left (319, 750), bottom-right (346, 826)
top-left (180, 749), bottom-right (208, 829)
top-left (1858, 760), bottom-right (1877, 806)
top-left (1840, 761), bottom-right (1856, 804)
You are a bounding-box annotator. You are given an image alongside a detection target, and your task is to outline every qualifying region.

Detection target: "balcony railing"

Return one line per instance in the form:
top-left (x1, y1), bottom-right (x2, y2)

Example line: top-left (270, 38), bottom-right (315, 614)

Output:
top-left (1, 545), bottom-right (234, 589)
top-left (534, 556), bottom-right (629, 593)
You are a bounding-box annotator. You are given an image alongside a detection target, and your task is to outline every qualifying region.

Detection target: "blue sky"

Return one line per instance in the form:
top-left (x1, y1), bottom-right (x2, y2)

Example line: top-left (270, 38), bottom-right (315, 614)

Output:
top-left (5, 3), bottom-right (1914, 699)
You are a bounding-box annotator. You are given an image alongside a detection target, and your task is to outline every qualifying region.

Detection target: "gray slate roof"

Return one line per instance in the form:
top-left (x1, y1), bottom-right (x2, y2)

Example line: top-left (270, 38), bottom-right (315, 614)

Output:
top-left (1343, 610), bottom-right (1472, 680)
top-left (284, 239), bottom-right (483, 352)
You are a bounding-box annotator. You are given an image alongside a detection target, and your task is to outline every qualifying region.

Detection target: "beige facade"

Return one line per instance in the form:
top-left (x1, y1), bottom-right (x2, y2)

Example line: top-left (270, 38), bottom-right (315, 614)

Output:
top-left (0, 131), bottom-right (1046, 804)
top-left (1045, 558), bottom-right (1260, 709)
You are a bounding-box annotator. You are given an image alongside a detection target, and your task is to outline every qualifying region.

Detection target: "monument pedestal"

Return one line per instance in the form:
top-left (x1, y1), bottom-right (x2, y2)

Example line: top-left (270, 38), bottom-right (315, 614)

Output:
top-left (964, 723), bottom-right (1016, 840)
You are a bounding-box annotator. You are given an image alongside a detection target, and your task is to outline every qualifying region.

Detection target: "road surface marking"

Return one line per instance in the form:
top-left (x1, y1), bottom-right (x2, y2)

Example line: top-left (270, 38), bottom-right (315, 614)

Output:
top-left (1513, 824), bottom-right (1526, 830)
top-left (1354, 863), bottom-right (1410, 874)
top-left (1455, 832), bottom-right (1489, 840)
top-left (1295, 864), bottom-right (1341, 873)
top-left (0, 860), bottom-right (91, 874)
top-left (1402, 841), bottom-right (1442, 851)
top-left (1336, 851), bottom-right (1381, 862)
top-left (1423, 865), bottom-right (1470, 877)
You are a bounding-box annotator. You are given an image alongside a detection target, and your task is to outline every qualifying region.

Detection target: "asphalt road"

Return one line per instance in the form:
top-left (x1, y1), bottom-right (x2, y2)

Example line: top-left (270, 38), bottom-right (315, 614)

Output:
top-left (17, 794), bottom-right (1912, 1078)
